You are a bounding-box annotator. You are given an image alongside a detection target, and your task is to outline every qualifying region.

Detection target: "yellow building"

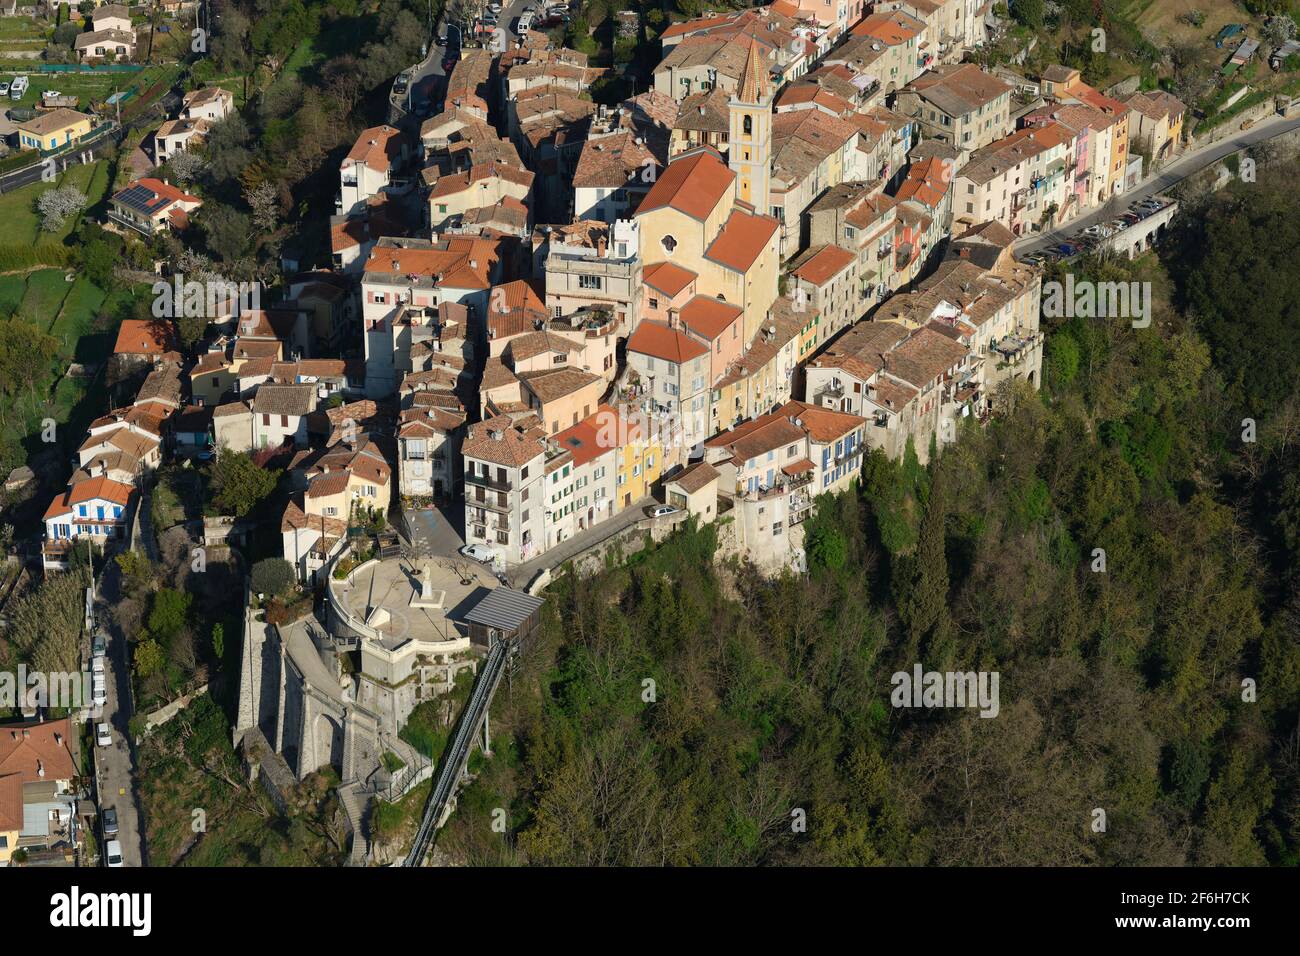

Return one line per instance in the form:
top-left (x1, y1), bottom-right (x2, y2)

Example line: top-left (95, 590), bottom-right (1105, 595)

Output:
top-left (637, 44), bottom-right (781, 344)
top-left (16, 108), bottom-right (93, 151)
top-left (614, 410), bottom-right (664, 510)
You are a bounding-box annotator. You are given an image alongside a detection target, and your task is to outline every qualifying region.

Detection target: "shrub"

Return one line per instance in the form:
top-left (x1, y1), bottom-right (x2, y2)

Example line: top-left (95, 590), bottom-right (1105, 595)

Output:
top-left (251, 557), bottom-right (295, 599)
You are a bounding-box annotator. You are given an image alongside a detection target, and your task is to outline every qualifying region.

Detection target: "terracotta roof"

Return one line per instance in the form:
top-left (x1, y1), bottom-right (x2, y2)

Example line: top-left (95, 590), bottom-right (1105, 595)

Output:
top-left (112, 178), bottom-right (202, 217)
top-left (667, 460), bottom-right (719, 493)
top-left (113, 318), bottom-right (178, 356)
top-left (0, 719), bottom-right (76, 783)
top-left (637, 149), bottom-right (734, 222)
top-left (364, 237), bottom-right (499, 291)
top-left (792, 244), bottom-right (855, 286)
top-left (346, 125), bottom-right (404, 172)
top-left (462, 415), bottom-right (546, 468)
top-left (17, 107), bottom-right (92, 136)
top-left (907, 64), bottom-right (1012, 117)
top-left (573, 130), bottom-right (660, 189)
top-left (518, 366), bottom-right (602, 404)
top-left (674, 87), bottom-right (731, 134)
top-left (488, 278), bottom-right (548, 340)
top-left (679, 295), bottom-right (742, 341)
top-left (281, 497), bottom-right (348, 537)
top-left (506, 329), bottom-right (583, 363)
top-left (881, 326), bottom-right (969, 388)
top-left (213, 400), bottom-right (251, 419)
top-left (628, 320), bottom-right (708, 363)
top-left (851, 9), bottom-right (926, 45)
top-left (44, 474), bottom-right (135, 519)
top-left (643, 261), bottom-right (698, 298)
top-left (551, 405), bottom-right (623, 467)
top-left (0, 773), bottom-right (21, 832)
top-left (251, 383), bottom-right (315, 417)
top-left (705, 208), bottom-right (778, 272)
top-left (705, 410), bottom-right (807, 462)
top-left (781, 399), bottom-right (866, 443)
top-left (737, 39), bottom-right (770, 103)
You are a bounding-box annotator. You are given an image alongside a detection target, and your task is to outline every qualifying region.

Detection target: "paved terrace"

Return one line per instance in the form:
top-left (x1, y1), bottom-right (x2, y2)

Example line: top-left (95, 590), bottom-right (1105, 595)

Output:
top-left (332, 555), bottom-right (500, 646)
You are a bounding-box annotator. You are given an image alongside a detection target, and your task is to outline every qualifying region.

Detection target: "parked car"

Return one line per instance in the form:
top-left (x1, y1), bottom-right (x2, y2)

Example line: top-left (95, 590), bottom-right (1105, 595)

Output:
top-left (487, 1), bottom-right (502, 11)
top-left (105, 839), bottom-right (124, 867)
top-left (0, 82), bottom-right (10, 97)
top-left (97, 723), bottom-right (112, 747)
top-left (92, 655), bottom-right (105, 675)
top-left (92, 675), bottom-right (106, 707)
top-left (92, 634), bottom-right (106, 657)
top-left (460, 543), bottom-right (498, 564)
top-left (102, 807), bottom-right (119, 838)
top-left (645, 504), bottom-right (680, 518)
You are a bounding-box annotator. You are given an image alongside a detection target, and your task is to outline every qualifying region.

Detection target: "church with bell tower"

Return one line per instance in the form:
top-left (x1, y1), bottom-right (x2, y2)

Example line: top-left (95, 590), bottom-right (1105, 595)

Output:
top-left (728, 42), bottom-right (773, 216)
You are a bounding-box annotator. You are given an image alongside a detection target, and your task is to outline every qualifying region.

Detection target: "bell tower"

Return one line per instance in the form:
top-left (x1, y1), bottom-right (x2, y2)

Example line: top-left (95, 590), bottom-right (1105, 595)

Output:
top-left (728, 42), bottom-right (773, 215)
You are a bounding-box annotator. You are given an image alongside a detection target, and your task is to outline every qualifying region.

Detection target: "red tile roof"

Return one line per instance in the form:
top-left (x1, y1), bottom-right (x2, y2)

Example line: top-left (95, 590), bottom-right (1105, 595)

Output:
top-left (643, 261), bottom-right (698, 298)
top-left (636, 149), bottom-right (734, 222)
top-left (792, 244), bottom-right (855, 286)
top-left (552, 404), bottom-right (624, 467)
top-left (113, 318), bottom-right (178, 356)
top-left (346, 125), bottom-right (404, 172)
top-left (705, 208), bottom-right (778, 272)
top-left (627, 319), bottom-right (709, 363)
top-left (679, 295), bottom-right (742, 341)
top-left (0, 718), bottom-right (77, 783)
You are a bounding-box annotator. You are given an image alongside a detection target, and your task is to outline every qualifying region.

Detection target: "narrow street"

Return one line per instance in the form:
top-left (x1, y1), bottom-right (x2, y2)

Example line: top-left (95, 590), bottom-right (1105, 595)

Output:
top-left (90, 559), bottom-right (147, 868)
top-left (1017, 111), bottom-right (1300, 256)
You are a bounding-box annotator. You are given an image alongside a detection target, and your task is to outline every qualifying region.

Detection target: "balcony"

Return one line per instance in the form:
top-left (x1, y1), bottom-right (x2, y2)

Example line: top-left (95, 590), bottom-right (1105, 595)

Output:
top-left (107, 209), bottom-right (156, 237)
top-left (465, 471), bottom-right (512, 492)
top-left (469, 493), bottom-right (511, 515)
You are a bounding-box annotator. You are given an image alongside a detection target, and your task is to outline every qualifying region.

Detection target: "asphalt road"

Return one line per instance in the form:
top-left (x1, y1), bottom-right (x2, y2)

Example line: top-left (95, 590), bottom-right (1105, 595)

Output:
top-left (91, 560), bottom-right (146, 868)
top-left (1017, 110), bottom-right (1300, 256)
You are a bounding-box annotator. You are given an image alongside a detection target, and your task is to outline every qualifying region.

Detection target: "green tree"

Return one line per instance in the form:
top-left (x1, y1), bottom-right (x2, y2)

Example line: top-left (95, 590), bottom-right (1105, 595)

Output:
top-left (147, 589), bottom-right (192, 643)
top-left (211, 622), bottom-right (225, 664)
top-left (251, 558), bottom-right (295, 598)
top-left (209, 449), bottom-right (280, 516)
top-left (134, 639), bottom-right (165, 679)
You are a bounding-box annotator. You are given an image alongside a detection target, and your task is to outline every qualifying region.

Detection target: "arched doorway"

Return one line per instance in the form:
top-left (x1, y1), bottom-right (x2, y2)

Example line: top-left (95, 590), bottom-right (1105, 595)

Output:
top-left (313, 713), bottom-right (344, 774)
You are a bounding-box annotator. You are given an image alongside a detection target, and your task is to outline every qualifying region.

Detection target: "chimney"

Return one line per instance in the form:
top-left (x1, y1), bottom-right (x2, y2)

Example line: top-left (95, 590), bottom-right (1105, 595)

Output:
top-left (37, 759), bottom-right (44, 777)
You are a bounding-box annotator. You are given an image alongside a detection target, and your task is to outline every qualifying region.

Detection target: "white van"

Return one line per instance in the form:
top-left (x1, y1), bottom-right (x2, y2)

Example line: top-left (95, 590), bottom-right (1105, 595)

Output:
top-left (10, 75), bottom-right (28, 100)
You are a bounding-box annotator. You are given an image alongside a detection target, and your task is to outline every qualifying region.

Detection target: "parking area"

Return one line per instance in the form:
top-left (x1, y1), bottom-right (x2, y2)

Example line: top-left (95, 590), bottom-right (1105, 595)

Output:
top-left (1018, 196), bottom-right (1174, 266)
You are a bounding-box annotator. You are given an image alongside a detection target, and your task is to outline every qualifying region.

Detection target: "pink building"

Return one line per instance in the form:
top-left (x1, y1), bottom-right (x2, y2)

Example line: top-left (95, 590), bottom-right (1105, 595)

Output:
top-left (679, 295), bottom-right (745, 384)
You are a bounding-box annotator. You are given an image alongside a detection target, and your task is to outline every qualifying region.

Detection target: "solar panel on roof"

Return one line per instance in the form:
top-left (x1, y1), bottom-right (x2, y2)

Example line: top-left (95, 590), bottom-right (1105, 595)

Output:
top-left (116, 184), bottom-right (161, 214)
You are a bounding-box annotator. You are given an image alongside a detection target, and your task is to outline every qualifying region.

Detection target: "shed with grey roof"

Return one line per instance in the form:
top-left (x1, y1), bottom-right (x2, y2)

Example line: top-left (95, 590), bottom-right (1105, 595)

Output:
top-left (463, 587), bottom-right (546, 648)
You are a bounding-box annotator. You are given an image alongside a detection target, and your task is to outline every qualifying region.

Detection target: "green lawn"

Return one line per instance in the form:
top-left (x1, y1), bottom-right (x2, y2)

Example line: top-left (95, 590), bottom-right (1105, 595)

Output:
top-left (50, 275), bottom-right (106, 344)
top-left (0, 274), bottom-right (25, 316)
top-left (0, 17), bottom-right (51, 41)
top-left (16, 268), bottom-right (72, 325)
top-left (0, 159), bottom-right (111, 244)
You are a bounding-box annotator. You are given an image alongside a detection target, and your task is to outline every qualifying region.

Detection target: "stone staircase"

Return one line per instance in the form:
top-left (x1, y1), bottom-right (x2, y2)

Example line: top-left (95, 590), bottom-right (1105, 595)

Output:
top-left (338, 782), bottom-right (371, 867)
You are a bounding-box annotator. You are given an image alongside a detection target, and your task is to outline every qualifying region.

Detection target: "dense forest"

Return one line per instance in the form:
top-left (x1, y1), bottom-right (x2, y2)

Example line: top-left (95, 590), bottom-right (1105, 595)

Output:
top-left (430, 158), bottom-right (1300, 867)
